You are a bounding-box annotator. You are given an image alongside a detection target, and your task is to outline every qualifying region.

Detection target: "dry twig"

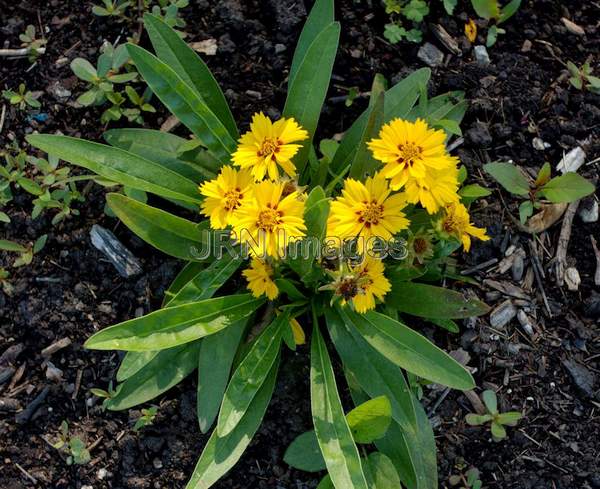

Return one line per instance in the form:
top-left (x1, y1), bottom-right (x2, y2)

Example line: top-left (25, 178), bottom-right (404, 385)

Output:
top-left (555, 200), bottom-right (580, 286)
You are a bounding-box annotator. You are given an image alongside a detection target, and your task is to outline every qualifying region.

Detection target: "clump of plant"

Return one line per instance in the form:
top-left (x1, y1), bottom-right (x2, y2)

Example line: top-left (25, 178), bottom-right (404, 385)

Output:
top-left (19, 24), bottom-right (47, 61)
top-left (0, 235), bottom-right (47, 268)
top-left (28, 4), bottom-right (491, 488)
top-left (71, 42), bottom-right (156, 124)
top-left (567, 61), bottom-right (600, 94)
top-left (49, 421), bottom-right (91, 465)
top-left (484, 161), bottom-right (595, 224)
top-left (92, 0), bottom-right (188, 32)
top-left (0, 147), bottom-right (89, 225)
top-left (471, 0), bottom-right (521, 46)
top-left (92, 0), bottom-right (132, 19)
top-left (450, 467), bottom-right (483, 489)
top-left (133, 406), bottom-right (159, 431)
top-left (466, 389), bottom-right (522, 441)
top-left (2, 84), bottom-right (41, 110)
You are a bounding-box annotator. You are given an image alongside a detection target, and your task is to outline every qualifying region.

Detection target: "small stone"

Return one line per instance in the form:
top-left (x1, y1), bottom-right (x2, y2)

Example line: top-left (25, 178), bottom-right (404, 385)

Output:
top-left (97, 468), bottom-right (108, 480)
top-left (532, 137), bottom-right (550, 150)
top-left (490, 300), bottom-right (517, 328)
top-left (557, 147), bottom-right (586, 174)
top-left (349, 48), bottom-right (362, 59)
top-left (153, 458), bottom-right (163, 469)
top-left (274, 43), bottom-right (286, 54)
top-left (245, 90), bottom-right (262, 99)
top-left (46, 361), bottom-right (63, 382)
top-left (47, 81), bottom-right (71, 100)
top-left (578, 197), bottom-right (599, 223)
top-left (561, 17), bottom-right (585, 36)
top-left (521, 39), bottom-right (532, 52)
top-left (417, 42), bottom-right (444, 68)
top-left (191, 38), bottom-right (217, 56)
top-left (565, 267), bottom-right (581, 291)
top-left (90, 225), bottom-right (143, 278)
top-left (473, 45), bottom-right (490, 67)
top-left (563, 360), bottom-right (595, 398)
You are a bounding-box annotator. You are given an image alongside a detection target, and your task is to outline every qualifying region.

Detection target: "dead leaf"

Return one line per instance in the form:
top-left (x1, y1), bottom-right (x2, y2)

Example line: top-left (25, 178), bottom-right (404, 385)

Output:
top-left (512, 202), bottom-right (568, 234)
top-left (190, 39), bottom-right (218, 56)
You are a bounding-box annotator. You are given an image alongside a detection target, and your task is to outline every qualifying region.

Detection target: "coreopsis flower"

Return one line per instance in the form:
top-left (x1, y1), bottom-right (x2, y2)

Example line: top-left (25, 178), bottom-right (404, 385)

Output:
top-left (230, 180), bottom-right (306, 258)
top-left (243, 257), bottom-right (279, 300)
top-left (351, 256), bottom-right (391, 313)
top-left (367, 118), bottom-right (459, 190)
top-left (199, 166), bottom-right (254, 229)
top-left (232, 112), bottom-right (309, 181)
top-left (326, 172), bottom-right (409, 252)
top-left (406, 229), bottom-right (435, 265)
top-left (404, 164), bottom-right (460, 214)
top-left (437, 202), bottom-right (490, 252)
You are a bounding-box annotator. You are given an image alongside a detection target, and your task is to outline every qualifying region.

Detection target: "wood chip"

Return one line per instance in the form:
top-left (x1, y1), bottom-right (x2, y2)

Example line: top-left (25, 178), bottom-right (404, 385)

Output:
top-left (561, 17), bottom-right (585, 36)
top-left (41, 337), bottom-right (72, 358)
top-left (490, 299), bottom-right (517, 328)
top-left (484, 279), bottom-right (530, 300)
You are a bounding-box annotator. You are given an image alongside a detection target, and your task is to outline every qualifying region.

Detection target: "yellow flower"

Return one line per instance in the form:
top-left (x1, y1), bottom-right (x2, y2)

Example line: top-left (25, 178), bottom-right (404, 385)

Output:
top-left (199, 166), bottom-right (254, 229)
top-left (438, 202), bottom-right (490, 251)
top-left (326, 173), bottom-right (409, 252)
top-left (367, 118), bottom-right (459, 190)
top-left (243, 257), bottom-right (279, 300)
top-left (343, 257), bottom-right (391, 313)
top-left (232, 112), bottom-right (309, 181)
top-left (290, 317), bottom-right (306, 345)
top-left (465, 19), bottom-right (477, 43)
top-left (404, 165), bottom-right (460, 214)
top-left (231, 180), bottom-right (306, 258)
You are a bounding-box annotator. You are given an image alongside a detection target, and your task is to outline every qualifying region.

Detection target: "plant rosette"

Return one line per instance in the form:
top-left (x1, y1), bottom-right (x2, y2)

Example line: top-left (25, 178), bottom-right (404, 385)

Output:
top-left (27, 2), bottom-right (492, 488)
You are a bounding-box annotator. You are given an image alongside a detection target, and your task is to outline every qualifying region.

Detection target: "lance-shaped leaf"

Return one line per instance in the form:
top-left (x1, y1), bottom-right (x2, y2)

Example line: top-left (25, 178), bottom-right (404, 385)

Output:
top-left (166, 254), bottom-right (243, 307)
top-left (163, 262), bottom-right (206, 306)
top-left (197, 319), bottom-right (247, 433)
top-left (104, 128), bottom-right (218, 182)
top-left (289, 0), bottom-right (334, 86)
top-left (326, 308), bottom-right (416, 432)
top-left (106, 342), bottom-right (200, 410)
top-left (311, 323), bottom-right (368, 489)
top-left (116, 350), bottom-right (159, 382)
top-left (185, 357), bottom-right (279, 489)
top-left (26, 135), bottom-right (201, 203)
top-left (217, 313), bottom-right (287, 437)
top-left (483, 162), bottom-right (530, 196)
top-left (283, 22), bottom-right (340, 177)
top-left (387, 281), bottom-right (489, 319)
top-left (143, 14), bottom-right (237, 138)
top-left (85, 294), bottom-right (264, 351)
top-left (127, 43), bottom-right (237, 164)
top-left (106, 193), bottom-right (211, 262)
top-left (344, 309), bottom-right (475, 390)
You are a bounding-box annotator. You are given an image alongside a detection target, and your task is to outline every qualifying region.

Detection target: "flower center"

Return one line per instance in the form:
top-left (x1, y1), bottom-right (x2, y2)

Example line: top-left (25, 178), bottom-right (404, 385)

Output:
top-left (257, 206), bottom-right (283, 232)
top-left (258, 138), bottom-right (280, 157)
top-left (336, 277), bottom-right (359, 301)
top-left (442, 216), bottom-right (459, 234)
top-left (358, 201), bottom-right (384, 228)
top-left (223, 188), bottom-right (243, 211)
top-left (413, 237), bottom-right (429, 254)
top-left (397, 142), bottom-right (423, 166)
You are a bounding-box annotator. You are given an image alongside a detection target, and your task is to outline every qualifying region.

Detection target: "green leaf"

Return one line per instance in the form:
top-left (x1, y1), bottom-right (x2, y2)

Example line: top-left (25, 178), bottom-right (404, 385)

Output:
top-left (33, 234), bottom-right (47, 254)
top-left (459, 184), bottom-right (491, 199)
top-left (349, 89), bottom-right (384, 179)
top-left (85, 294), bottom-right (264, 351)
top-left (403, 0), bottom-right (429, 21)
top-left (163, 262), bottom-right (205, 306)
top-left (482, 389), bottom-right (497, 414)
top-left (326, 307), bottom-right (417, 432)
top-left (498, 0), bottom-right (521, 23)
top-left (346, 396), bottom-right (392, 444)
top-left (491, 421), bottom-right (506, 440)
top-left (143, 14), bottom-right (237, 138)
top-left (284, 431), bottom-right (324, 472)
top-left (288, 0), bottom-right (334, 87)
top-left (535, 162), bottom-right (552, 187)
top-left (117, 350), bottom-right (159, 382)
top-left (217, 313), bottom-right (286, 436)
top-left (283, 22), bottom-right (340, 177)
top-left (311, 323), bottom-right (368, 489)
top-left (17, 177), bottom-right (43, 196)
top-left (484, 162), bottom-right (530, 196)
top-left (26, 135), bottom-right (201, 203)
top-left (70, 58), bottom-right (98, 81)
top-left (443, 0), bottom-right (458, 14)
top-left (0, 240), bottom-right (27, 252)
top-left (387, 281), bottom-right (489, 319)
top-left (343, 308), bottom-right (475, 390)
top-left (465, 413), bottom-right (493, 425)
top-left (518, 200), bottom-right (534, 224)
top-left (166, 254), bottom-right (242, 307)
top-left (106, 193), bottom-right (210, 262)
top-left (496, 411), bottom-right (522, 426)
top-left (197, 319), bottom-right (246, 433)
top-left (106, 342), bottom-right (200, 410)
top-left (185, 357), bottom-right (279, 489)
top-left (539, 172), bottom-right (595, 203)
top-left (471, 0), bottom-right (501, 19)
top-left (104, 128), bottom-right (218, 182)
top-left (126, 43), bottom-right (237, 164)
top-left (363, 452), bottom-right (401, 488)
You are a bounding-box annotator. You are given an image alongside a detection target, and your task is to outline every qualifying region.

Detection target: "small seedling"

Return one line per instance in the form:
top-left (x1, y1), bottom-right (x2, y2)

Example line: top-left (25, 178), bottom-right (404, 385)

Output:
top-left (450, 467), bottom-right (483, 489)
top-left (466, 389), bottom-right (522, 441)
top-left (0, 268), bottom-right (13, 295)
top-left (92, 0), bottom-right (132, 18)
top-left (470, 0), bottom-right (521, 46)
top-left (382, 0), bottom-right (427, 44)
top-left (133, 406), bottom-right (159, 432)
top-left (484, 161), bottom-right (595, 224)
top-left (567, 62), bottom-right (600, 94)
top-left (2, 84), bottom-right (41, 110)
top-left (19, 24), bottom-right (47, 61)
top-left (0, 235), bottom-right (47, 268)
top-left (149, 0), bottom-right (189, 30)
top-left (50, 421), bottom-right (91, 465)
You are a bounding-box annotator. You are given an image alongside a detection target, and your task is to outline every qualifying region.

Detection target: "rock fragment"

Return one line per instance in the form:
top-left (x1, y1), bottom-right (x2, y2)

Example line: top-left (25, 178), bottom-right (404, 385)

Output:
top-left (90, 225), bottom-right (143, 278)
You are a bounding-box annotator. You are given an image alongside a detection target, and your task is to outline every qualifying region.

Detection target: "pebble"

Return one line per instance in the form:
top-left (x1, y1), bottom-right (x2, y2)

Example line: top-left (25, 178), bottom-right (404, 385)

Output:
top-left (274, 43), bottom-right (286, 54)
top-left (47, 81), bottom-right (71, 100)
top-left (490, 300), bottom-right (517, 328)
top-left (557, 147), bottom-right (586, 174)
top-left (565, 267), bottom-right (581, 291)
top-left (473, 45), bottom-right (490, 67)
top-left (532, 137), bottom-right (550, 150)
top-left (521, 39), bottom-right (532, 52)
top-left (97, 468), bottom-right (108, 480)
top-left (417, 42), bottom-right (444, 67)
top-left (153, 458), bottom-right (164, 469)
top-left (578, 196), bottom-right (599, 223)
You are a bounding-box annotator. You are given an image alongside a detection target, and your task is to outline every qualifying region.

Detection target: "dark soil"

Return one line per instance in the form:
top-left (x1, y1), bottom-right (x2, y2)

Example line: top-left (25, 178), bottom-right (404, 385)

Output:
top-left (1, 1), bottom-right (599, 488)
